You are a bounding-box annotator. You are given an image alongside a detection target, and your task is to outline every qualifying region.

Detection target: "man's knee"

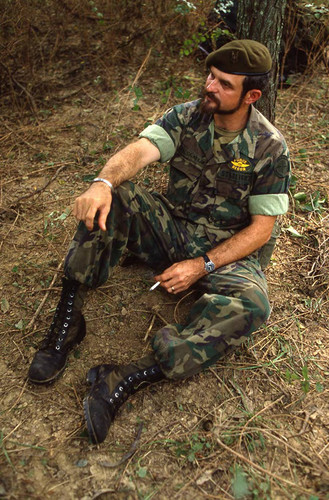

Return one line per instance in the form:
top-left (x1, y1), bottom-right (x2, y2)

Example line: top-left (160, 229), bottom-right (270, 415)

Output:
top-left (241, 284), bottom-right (271, 326)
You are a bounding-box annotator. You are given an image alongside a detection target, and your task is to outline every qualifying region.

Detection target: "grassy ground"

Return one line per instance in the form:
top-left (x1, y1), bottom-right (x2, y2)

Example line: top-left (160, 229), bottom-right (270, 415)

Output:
top-left (1, 3), bottom-right (329, 498)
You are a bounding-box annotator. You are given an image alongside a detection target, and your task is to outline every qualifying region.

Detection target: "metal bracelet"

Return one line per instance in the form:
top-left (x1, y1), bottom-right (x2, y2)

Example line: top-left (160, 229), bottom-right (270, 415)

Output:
top-left (93, 177), bottom-right (114, 191)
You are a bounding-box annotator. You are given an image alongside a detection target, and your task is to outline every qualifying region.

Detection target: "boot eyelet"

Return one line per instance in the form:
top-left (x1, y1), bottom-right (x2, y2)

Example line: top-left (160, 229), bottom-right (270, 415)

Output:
top-left (119, 386), bottom-right (123, 392)
top-left (115, 392), bottom-right (119, 398)
top-left (68, 300), bottom-right (73, 306)
top-left (143, 370), bottom-right (148, 376)
top-left (128, 376), bottom-right (133, 382)
top-left (69, 292), bottom-right (74, 298)
top-left (55, 345), bottom-right (60, 351)
top-left (63, 322), bottom-right (69, 328)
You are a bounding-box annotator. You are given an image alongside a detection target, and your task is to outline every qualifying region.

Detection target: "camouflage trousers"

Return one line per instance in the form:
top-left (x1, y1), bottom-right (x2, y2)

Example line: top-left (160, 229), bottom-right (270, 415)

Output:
top-left (64, 181), bottom-right (271, 379)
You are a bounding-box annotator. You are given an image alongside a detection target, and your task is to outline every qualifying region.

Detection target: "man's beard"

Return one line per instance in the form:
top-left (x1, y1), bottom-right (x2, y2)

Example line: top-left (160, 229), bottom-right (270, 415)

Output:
top-left (199, 88), bottom-right (244, 116)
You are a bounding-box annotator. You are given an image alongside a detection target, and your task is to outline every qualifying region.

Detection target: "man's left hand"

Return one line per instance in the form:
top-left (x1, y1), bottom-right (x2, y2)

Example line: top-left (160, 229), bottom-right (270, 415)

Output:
top-left (154, 257), bottom-right (206, 294)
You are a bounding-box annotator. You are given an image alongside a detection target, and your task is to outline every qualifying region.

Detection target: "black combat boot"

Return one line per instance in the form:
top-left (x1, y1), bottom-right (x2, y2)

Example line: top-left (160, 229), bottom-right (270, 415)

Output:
top-left (83, 354), bottom-right (164, 444)
top-left (28, 277), bottom-right (87, 384)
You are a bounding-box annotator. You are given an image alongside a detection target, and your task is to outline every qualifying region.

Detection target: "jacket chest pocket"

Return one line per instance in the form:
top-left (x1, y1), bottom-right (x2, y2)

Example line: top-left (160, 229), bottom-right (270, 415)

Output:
top-left (212, 168), bottom-right (253, 227)
top-left (166, 143), bottom-right (204, 206)
top-left (215, 167), bottom-right (253, 201)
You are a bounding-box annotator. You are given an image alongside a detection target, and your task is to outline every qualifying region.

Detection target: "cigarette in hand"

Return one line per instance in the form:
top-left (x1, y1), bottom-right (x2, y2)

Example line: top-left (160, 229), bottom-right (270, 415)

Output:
top-left (149, 281), bottom-right (161, 291)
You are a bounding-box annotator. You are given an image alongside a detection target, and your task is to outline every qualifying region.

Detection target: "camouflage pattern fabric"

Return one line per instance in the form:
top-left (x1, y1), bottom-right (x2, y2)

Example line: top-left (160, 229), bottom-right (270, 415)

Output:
top-left (64, 182), bottom-right (270, 379)
top-left (152, 259), bottom-right (270, 379)
top-left (140, 101), bottom-right (291, 267)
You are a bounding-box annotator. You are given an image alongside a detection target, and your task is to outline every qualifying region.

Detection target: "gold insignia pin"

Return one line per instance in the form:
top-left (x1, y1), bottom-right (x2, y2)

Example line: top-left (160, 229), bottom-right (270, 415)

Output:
top-left (230, 159), bottom-right (250, 172)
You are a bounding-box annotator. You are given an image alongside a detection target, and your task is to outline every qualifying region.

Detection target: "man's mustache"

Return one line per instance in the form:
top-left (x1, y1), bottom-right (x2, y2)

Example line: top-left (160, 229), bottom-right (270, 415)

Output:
top-left (203, 90), bottom-right (220, 105)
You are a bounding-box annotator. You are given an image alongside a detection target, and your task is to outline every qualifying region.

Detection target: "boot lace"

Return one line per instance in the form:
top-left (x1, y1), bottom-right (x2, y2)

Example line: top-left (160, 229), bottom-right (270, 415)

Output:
top-left (40, 281), bottom-right (80, 352)
top-left (103, 366), bottom-right (162, 414)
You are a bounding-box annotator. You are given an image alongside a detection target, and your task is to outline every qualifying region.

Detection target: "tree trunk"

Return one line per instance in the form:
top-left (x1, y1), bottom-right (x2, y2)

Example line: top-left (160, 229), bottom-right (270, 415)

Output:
top-left (236, 0), bottom-right (287, 124)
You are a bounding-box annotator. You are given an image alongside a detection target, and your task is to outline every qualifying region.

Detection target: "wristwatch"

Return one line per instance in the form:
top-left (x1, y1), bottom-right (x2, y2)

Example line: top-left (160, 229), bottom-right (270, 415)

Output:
top-left (203, 254), bottom-right (215, 273)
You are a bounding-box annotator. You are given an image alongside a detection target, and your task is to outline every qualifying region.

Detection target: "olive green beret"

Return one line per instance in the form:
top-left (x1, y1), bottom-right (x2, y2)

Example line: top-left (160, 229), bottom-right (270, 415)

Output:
top-left (206, 39), bottom-right (272, 76)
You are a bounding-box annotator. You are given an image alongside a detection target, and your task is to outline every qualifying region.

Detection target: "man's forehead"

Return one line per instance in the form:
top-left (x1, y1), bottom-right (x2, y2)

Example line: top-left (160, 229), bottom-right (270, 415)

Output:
top-left (209, 66), bottom-right (245, 86)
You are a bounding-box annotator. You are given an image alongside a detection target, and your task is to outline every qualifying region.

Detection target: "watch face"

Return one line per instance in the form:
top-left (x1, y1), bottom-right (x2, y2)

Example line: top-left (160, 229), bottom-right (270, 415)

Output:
top-left (205, 261), bottom-right (215, 272)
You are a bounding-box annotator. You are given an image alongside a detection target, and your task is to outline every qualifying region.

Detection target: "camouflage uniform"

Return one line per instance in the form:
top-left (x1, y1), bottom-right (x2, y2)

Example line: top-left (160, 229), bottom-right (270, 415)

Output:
top-left (65, 100), bottom-right (290, 380)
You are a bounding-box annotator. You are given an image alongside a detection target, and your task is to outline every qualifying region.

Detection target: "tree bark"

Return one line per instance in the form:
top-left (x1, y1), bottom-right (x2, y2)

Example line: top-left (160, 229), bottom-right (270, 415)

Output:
top-left (236, 0), bottom-right (287, 124)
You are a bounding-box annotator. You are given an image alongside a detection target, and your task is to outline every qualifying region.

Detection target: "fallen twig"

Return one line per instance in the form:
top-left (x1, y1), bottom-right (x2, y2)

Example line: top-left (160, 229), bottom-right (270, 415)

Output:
top-left (0, 209), bottom-right (20, 252)
top-left (173, 290), bottom-right (196, 323)
top-left (144, 314), bottom-right (156, 341)
top-left (26, 257), bottom-right (65, 330)
top-left (98, 422), bottom-right (144, 468)
top-left (10, 165), bottom-right (69, 206)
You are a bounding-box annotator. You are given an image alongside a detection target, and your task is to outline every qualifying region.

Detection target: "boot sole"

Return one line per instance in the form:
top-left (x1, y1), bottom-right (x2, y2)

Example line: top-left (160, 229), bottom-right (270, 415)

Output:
top-left (28, 362), bottom-right (67, 385)
top-left (83, 395), bottom-right (99, 444)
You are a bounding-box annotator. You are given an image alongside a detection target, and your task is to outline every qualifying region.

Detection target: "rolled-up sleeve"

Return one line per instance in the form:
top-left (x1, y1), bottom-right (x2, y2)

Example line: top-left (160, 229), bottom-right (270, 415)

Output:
top-left (249, 150), bottom-right (291, 216)
top-left (139, 124), bottom-right (176, 163)
top-left (139, 101), bottom-right (200, 163)
top-left (248, 193), bottom-right (289, 215)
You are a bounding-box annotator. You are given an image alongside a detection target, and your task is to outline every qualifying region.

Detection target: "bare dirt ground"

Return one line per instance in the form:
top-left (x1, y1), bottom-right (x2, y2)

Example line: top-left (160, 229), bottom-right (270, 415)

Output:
top-left (1, 19), bottom-right (329, 500)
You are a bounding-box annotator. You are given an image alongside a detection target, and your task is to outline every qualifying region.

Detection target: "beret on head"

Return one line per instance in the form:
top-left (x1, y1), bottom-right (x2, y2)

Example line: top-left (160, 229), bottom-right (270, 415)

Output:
top-left (206, 39), bottom-right (272, 76)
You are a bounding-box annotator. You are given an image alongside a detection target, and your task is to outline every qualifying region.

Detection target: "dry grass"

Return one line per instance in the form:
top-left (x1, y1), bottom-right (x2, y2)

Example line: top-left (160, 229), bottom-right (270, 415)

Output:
top-left (0, 2), bottom-right (329, 499)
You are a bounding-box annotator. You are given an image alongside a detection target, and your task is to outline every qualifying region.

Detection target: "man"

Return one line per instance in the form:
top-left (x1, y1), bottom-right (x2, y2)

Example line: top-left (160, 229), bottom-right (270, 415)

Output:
top-left (28, 40), bottom-right (290, 444)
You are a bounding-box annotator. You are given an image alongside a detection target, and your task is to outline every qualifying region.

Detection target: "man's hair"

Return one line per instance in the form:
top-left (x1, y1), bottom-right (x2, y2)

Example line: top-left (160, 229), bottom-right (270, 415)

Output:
top-left (242, 73), bottom-right (271, 97)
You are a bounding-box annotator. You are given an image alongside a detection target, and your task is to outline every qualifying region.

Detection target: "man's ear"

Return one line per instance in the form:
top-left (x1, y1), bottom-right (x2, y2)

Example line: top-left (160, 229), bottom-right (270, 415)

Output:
top-left (244, 89), bottom-right (262, 105)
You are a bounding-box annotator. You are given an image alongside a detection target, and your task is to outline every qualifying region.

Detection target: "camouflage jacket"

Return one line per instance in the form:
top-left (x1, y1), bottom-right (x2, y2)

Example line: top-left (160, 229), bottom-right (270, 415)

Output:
top-left (140, 100), bottom-right (290, 244)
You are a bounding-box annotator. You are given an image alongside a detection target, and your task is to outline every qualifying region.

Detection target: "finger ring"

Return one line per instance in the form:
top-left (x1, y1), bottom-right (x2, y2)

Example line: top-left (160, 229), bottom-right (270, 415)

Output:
top-left (171, 286), bottom-right (175, 292)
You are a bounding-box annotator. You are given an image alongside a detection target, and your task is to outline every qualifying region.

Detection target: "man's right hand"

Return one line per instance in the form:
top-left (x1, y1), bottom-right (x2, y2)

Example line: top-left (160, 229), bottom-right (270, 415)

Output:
top-left (72, 182), bottom-right (112, 231)
top-left (72, 138), bottom-right (161, 232)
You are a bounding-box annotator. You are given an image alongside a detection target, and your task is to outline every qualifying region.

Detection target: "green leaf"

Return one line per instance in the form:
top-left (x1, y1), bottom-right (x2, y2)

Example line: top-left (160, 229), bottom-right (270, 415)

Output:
top-left (15, 319), bottom-right (24, 330)
top-left (103, 141), bottom-right (114, 151)
top-left (231, 465), bottom-right (249, 499)
top-left (137, 466), bottom-right (147, 478)
top-left (300, 203), bottom-right (314, 212)
top-left (1, 298), bottom-right (9, 313)
top-left (289, 174), bottom-right (298, 189)
top-left (302, 364), bottom-right (309, 380)
top-left (76, 459), bottom-right (88, 467)
top-left (302, 380), bottom-right (310, 394)
top-left (192, 442), bottom-right (203, 452)
top-left (56, 211), bottom-right (69, 221)
top-left (133, 86), bottom-right (143, 99)
top-left (294, 192), bottom-right (307, 201)
top-left (286, 226), bottom-right (304, 238)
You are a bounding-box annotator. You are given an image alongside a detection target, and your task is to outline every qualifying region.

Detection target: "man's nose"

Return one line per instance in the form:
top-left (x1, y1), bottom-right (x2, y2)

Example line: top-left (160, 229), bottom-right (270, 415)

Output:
top-left (206, 79), bottom-right (217, 91)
